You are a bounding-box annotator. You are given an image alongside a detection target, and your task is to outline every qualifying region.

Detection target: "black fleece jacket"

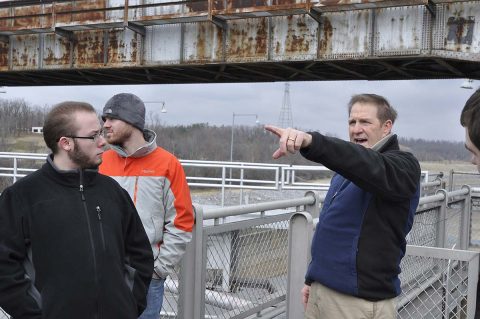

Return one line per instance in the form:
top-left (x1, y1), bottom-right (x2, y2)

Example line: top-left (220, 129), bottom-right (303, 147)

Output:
top-left (301, 133), bottom-right (421, 300)
top-left (0, 156), bottom-right (153, 319)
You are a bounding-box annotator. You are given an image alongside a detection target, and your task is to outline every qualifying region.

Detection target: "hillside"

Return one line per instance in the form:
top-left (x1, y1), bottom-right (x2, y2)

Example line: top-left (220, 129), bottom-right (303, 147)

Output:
top-left (2, 127), bottom-right (470, 165)
top-left (0, 98), bottom-right (470, 163)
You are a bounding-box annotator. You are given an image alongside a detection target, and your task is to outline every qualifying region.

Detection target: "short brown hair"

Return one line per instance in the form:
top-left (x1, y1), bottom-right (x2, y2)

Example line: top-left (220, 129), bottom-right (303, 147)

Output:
top-left (43, 101), bottom-right (96, 153)
top-left (348, 94), bottom-right (398, 124)
top-left (460, 89), bottom-right (480, 149)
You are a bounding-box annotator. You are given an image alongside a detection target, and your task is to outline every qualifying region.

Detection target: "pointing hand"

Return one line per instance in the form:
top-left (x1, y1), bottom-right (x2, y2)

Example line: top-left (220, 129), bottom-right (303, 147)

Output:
top-left (264, 125), bottom-right (312, 159)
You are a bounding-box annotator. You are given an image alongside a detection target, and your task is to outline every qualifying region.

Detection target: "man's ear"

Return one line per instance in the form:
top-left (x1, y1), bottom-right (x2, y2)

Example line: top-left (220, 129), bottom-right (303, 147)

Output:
top-left (58, 137), bottom-right (72, 151)
top-left (383, 120), bottom-right (393, 134)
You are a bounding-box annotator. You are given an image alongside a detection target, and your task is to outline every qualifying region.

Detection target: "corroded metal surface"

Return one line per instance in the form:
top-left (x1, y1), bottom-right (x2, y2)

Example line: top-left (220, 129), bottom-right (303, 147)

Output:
top-left (318, 10), bottom-right (371, 58)
top-left (227, 18), bottom-right (268, 62)
top-left (0, 0), bottom-right (477, 85)
top-left (271, 14), bottom-right (318, 61)
top-left (183, 22), bottom-right (224, 63)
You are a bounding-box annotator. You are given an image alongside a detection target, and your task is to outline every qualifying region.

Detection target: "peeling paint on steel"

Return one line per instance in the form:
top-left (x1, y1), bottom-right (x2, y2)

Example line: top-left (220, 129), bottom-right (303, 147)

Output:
top-left (11, 35), bottom-right (39, 70)
top-left (143, 0), bottom-right (189, 16)
top-left (144, 24), bottom-right (182, 65)
top-left (0, 40), bottom-right (8, 70)
top-left (374, 6), bottom-right (425, 56)
top-left (0, 0), bottom-right (478, 76)
top-left (56, 1), bottom-right (107, 25)
top-left (186, 0), bottom-right (209, 12)
top-left (447, 17), bottom-right (474, 45)
top-left (107, 29), bottom-right (138, 65)
top-left (74, 31), bottom-right (105, 67)
top-left (227, 0), bottom-right (269, 10)
top-left (444, 2), bottom-right (479, 53)
top-left (227, 18), bottom-right (268, 62)
top-left (316, 0), bottom-right (428, 10)
top-left (271, 14), bottom-right (317, 61)
top-left (318, 10), bottom-right (371, 58)
top-left (43, 34), bottom-right (71, 68)
top-left (183, 22), bottom-right (224, 63)
top-left (12, 5), bottom-right (51, 30)
top-left (0, 8), bottom-right (11, 30)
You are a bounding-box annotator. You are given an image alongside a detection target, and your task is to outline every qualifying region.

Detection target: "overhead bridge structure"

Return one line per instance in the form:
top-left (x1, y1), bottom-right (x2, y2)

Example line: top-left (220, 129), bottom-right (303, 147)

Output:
top-left (0, 0), bottom-right (478, 86)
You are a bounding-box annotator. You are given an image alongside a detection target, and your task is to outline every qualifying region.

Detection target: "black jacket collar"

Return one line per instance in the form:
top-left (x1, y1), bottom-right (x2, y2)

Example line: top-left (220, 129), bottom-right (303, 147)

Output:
top-left (375, 134), bottom-right (399, 153)
top-left (43, 154), bottom-right (98, 188)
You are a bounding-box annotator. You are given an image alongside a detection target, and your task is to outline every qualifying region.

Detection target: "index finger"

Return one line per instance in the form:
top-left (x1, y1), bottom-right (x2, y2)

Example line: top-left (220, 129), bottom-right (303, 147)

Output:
top-left (264, 124), bottom-right (284, 137)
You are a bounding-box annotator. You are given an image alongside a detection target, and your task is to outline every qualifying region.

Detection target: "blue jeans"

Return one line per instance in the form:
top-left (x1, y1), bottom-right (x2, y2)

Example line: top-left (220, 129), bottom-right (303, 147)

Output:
top-left (139, 278), bottom-right (165, 319)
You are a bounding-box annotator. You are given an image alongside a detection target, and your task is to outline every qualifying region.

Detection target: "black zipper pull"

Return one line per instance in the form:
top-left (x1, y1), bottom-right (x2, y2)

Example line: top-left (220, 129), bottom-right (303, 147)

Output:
top-left (96, 206), bottom-right (102, 221)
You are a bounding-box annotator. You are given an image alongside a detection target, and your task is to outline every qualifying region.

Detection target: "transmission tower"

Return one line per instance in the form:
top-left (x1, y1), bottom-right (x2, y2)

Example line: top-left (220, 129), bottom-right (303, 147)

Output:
top-left (277, 83), bottom-right (294, 128)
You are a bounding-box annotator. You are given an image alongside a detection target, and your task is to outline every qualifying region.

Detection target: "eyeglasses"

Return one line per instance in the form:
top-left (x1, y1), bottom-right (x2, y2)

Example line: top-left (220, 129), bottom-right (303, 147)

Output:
top-left (60, 130), bottom-right (105, 142)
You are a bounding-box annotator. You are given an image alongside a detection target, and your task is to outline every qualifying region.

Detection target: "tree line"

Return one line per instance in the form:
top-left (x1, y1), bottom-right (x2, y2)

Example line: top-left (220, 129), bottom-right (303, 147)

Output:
top-left (0, 98), bottom-right (470, 167)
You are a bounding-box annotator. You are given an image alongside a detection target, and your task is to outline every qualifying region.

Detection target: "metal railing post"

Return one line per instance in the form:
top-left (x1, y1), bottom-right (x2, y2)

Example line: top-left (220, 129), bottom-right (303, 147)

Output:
top-left (192, 204), bottom-right (205, 319)
top-left (461, 185), bottom-right (472, 250)
top-left (435, 189), bottom-right (447, 248)
top-left (287, 212), bottom-right (313, 319)
top-left (240, 164), bottom-right (244, 205)
top-left (304, 191), bottom-right (320, 219)
top-left (178, 206), bottom-right (199, 318)
top-left (467, 253), bottom-right (479, 319)
top-left (448, 169), bottom-right (454, 192)
top-left (275, 167), bottom-right (280, 190)
top-left (13, 157), bottom-right (18, 184)
top-left (221, 167), bottom-right (226, 207)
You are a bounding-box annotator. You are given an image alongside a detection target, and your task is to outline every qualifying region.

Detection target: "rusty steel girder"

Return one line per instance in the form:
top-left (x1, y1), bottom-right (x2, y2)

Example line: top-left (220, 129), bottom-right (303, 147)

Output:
top-left (0, 0), bottom-right (477, 86)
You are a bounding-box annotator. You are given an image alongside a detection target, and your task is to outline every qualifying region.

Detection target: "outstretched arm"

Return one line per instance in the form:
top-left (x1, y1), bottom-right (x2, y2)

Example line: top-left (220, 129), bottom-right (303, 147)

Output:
top-left (264, 125), bottom-right (313, 159)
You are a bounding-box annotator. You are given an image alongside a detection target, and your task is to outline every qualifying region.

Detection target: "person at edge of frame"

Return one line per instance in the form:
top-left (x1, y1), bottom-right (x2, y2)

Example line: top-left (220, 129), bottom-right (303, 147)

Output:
top-left (459, 88), bottom-right (480, 319)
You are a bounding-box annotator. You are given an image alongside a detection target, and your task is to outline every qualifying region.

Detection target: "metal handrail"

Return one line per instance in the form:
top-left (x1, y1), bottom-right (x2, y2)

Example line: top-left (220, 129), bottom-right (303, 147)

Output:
top-left (203, 193), bottom-right (319, 220)
top-left (0, 152), bottom-right (440, 196)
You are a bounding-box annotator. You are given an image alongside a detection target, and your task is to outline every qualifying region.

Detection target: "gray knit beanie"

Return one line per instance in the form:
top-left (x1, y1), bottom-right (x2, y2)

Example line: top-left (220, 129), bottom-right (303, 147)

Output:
top-left (102, 93), bottom-right (145, 131)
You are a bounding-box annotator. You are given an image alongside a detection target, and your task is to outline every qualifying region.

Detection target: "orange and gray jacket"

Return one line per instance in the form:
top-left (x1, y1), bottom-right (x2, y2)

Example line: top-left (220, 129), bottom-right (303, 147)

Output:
top-left (100, 129), bottom-right (194, 279)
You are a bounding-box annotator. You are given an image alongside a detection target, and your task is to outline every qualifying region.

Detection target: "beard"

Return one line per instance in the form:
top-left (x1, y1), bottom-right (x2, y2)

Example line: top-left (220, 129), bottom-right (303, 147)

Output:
top-left (105, 126), bottom-right (133, 146)
top-left (68, 139), bottom-right (101, 169)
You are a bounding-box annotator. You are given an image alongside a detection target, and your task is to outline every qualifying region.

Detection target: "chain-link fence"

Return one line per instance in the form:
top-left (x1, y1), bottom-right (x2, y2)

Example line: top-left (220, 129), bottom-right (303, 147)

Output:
top-left (449, 171), bottom-right (480, 191)
top-left (470, 196), bottom-right (480, 249)
top-left (397, 189), bottom-right (477, 319)
top-left (200, 219), bottom-right (289, 318)
top-left (398, 246), bottom-right (478, 319)
top-left (2, 188), bottom-right (479, 318)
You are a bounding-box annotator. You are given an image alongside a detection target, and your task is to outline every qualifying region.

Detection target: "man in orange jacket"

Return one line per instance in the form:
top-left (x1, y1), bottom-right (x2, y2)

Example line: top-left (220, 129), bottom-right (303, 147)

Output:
top-left (99, 93), bottom-right (194, 319)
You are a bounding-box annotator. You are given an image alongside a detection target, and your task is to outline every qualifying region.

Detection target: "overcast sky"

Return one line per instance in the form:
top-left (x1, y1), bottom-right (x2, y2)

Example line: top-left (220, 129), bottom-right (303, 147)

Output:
top-left (2, 78), bottom-right (476, 142)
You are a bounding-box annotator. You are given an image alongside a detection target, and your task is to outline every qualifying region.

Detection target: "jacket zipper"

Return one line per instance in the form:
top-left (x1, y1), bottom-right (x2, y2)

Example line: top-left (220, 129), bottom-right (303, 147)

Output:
top-left (96, 206), bottom-right (106, 251)
top-left (79, 171), bottom-right (100, 319)
top-left (330, 178), bottom-right (348, 205)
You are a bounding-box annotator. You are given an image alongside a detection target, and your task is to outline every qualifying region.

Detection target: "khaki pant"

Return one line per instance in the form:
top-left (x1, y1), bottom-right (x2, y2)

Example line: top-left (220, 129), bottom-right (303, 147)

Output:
top-left (304, 282), bottom-right (396, 319)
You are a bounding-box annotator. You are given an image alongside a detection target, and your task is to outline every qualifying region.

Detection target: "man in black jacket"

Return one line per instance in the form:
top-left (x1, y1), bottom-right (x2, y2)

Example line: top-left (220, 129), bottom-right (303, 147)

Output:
top-left (459, 88), bottom-right (480, 318)
top-left (0, 101), bottom-right (153, 319)
top-left (266, 94), bottom-right (420, 319)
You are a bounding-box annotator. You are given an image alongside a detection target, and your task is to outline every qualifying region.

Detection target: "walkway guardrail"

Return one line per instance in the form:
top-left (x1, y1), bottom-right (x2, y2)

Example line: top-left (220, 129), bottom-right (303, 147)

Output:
top-left (1, 188), bottom-right (479, 319)
top-left (449, 170), bottom-right (480, 192)
top-left (0, 152), bottom-right (435, 205)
